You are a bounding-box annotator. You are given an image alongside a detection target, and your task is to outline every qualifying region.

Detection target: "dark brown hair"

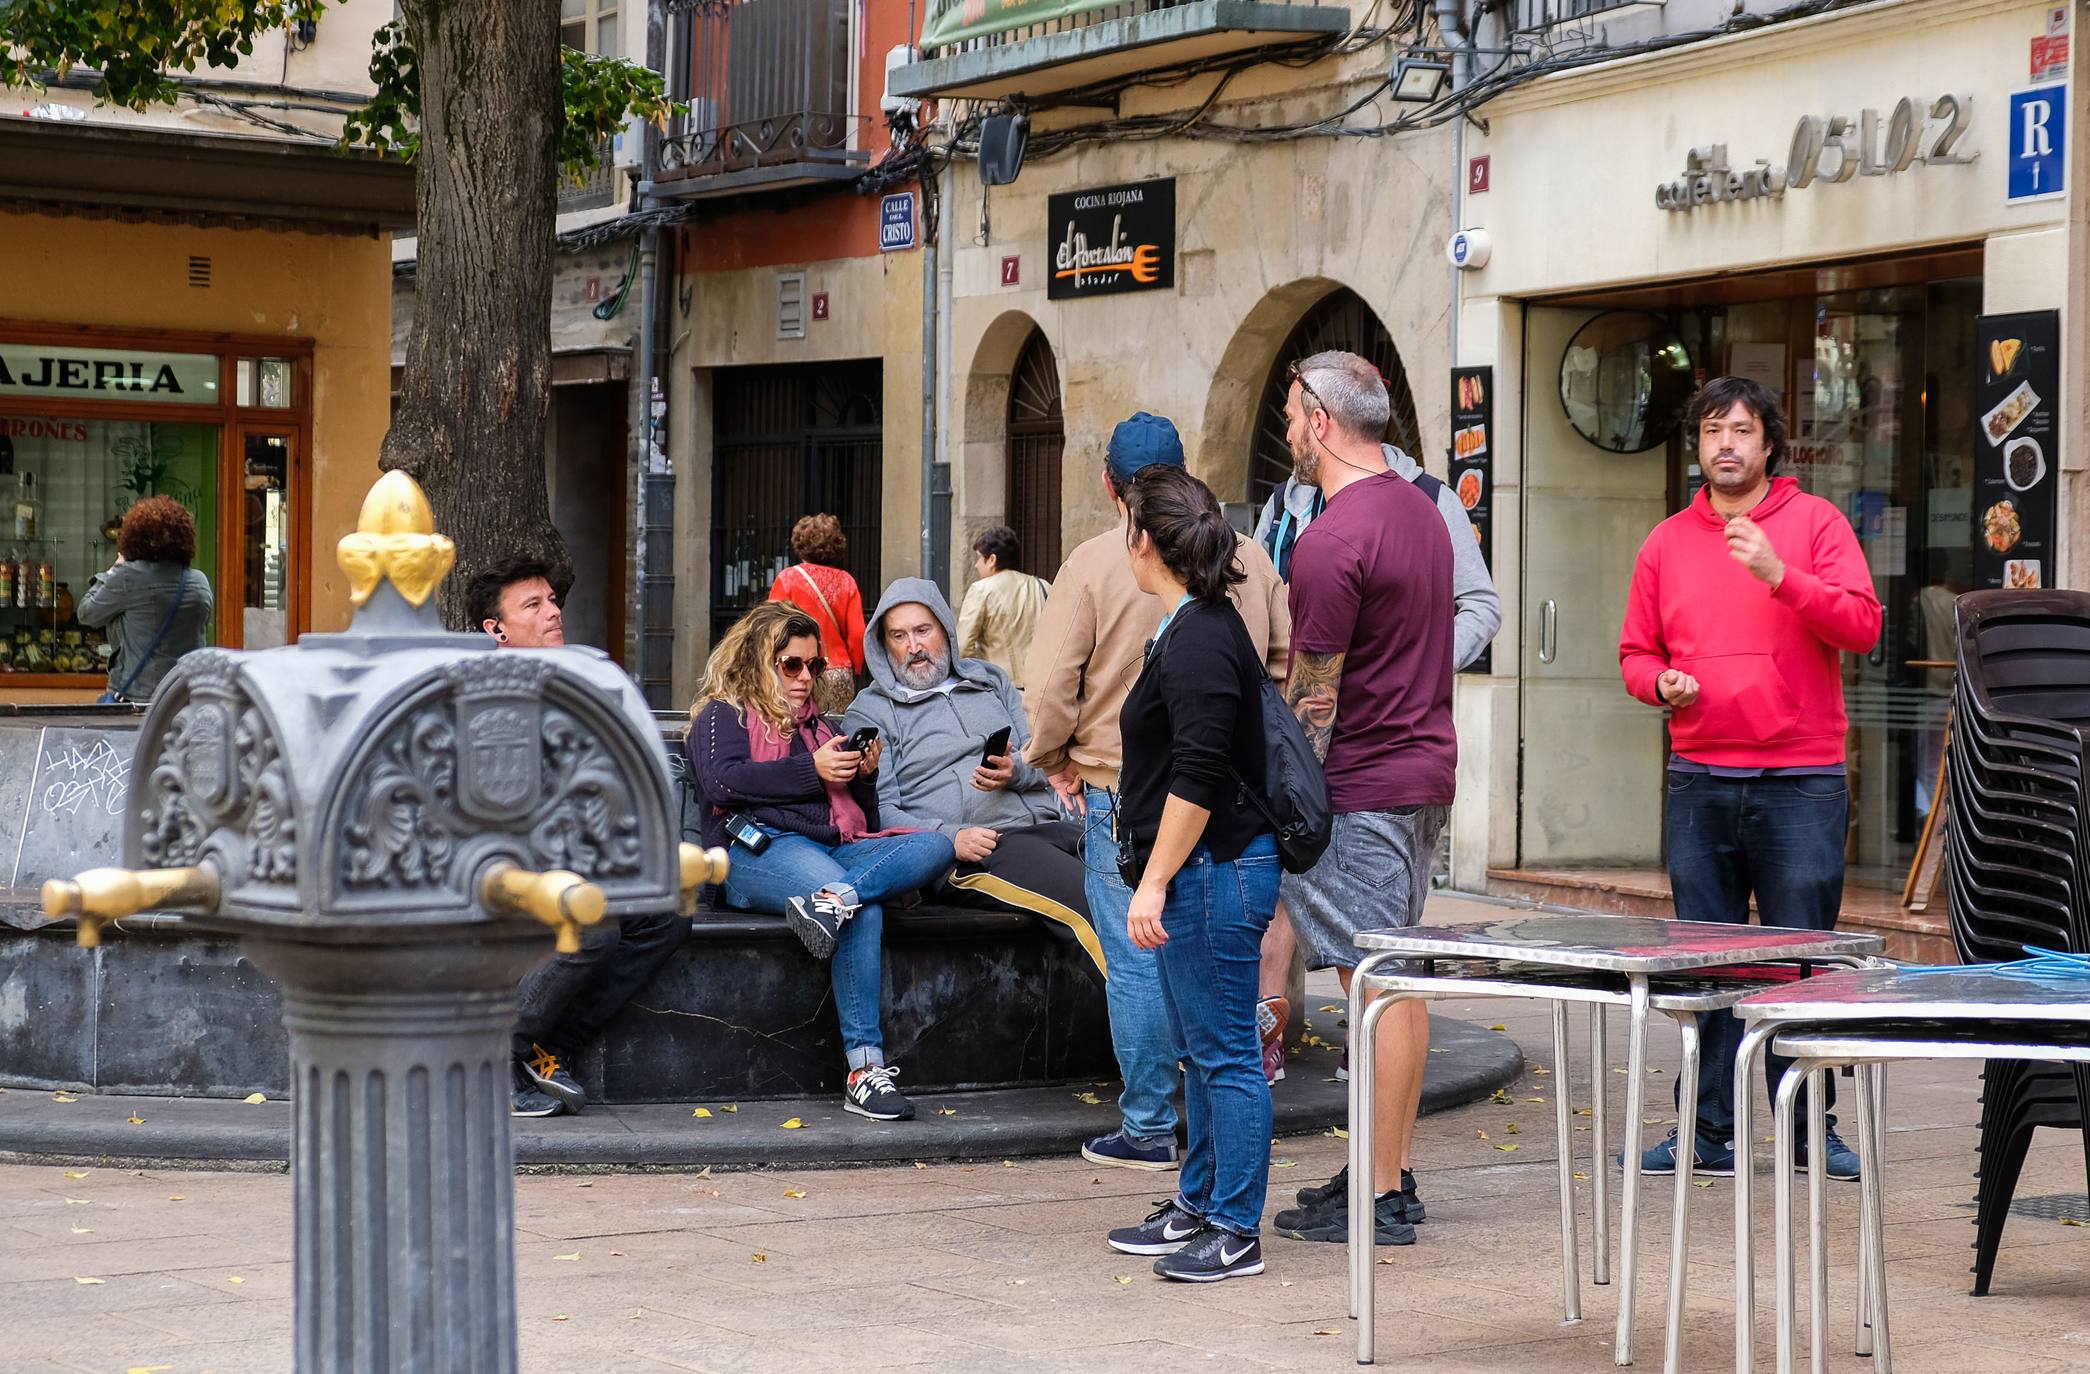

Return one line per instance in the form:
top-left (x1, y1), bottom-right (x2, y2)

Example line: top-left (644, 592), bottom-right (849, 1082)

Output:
top-left (465, 554), bottom-right (559, 629)
top-left (117, 495), bottom-right (197, 566)
top-left (1123, 465), bottom-right (1243, 603)
top-left (972, 524), bottom-right (1020, 572)
top-left (791, 513), bottom-right (848, 566)
top-left (1686, 375), bottom-right (1788, 476)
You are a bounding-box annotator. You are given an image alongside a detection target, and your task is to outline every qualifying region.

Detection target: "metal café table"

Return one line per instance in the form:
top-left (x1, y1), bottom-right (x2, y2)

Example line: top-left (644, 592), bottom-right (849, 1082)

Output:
top-left (1733, 966), bottom-right (2090, 1374)
top-left (1347, 915), bottom-right (1883, 1368)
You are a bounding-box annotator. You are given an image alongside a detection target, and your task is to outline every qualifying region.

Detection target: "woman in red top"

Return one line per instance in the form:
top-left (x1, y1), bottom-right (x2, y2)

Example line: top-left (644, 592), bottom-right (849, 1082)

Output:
top-left (769, 513), bottom-right (867, 672)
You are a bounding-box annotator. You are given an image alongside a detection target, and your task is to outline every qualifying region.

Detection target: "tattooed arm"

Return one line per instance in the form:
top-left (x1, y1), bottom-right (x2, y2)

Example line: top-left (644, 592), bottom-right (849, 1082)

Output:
top-left (1286, 650), bottom-right (1345, 762)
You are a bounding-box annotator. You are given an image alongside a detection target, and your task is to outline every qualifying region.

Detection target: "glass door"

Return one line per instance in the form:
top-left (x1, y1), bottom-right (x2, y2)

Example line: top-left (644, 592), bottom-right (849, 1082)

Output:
top-left (237, 429), bottom-right (295, 649)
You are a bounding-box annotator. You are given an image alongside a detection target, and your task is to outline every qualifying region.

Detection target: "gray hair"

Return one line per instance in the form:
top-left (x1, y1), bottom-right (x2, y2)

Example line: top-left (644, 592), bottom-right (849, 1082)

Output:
top-left (1294, 350), bottom-right (1389, 441)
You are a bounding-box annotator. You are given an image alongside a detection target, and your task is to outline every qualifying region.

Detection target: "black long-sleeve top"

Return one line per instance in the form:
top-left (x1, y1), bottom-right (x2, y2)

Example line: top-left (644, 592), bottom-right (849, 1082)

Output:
top-left (1117, 597), bottom-right (1272, 868)
top-left (685, 700), bottom-right (880, 848)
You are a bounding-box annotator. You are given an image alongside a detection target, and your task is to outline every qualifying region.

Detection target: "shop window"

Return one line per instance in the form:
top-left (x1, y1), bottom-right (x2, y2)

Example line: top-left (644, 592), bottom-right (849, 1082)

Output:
top-left (235, 357), bottom-right (294, 409)
top-left (0, 416), bottom-right (219, 677)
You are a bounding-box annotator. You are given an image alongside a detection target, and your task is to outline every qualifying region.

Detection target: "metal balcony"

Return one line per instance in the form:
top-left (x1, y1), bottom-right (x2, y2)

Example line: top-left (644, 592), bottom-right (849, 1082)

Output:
top-left (654, 0), bottom-right (870, 200)
top-left (1510, 0), bottom-right (1664, 32)
top-left (558, 139), bottom-right (618, 213)
top-left (889, 0), bottom-right (1352, 102)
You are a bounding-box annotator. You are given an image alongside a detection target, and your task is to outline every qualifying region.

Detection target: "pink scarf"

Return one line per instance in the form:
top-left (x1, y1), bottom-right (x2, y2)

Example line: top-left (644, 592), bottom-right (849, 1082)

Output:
top-left (746, 702), bottom-right (871, 843)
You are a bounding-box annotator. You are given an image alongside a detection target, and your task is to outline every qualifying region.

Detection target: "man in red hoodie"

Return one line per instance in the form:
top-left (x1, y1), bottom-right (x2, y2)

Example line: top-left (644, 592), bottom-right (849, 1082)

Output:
top-left (1619, 375), bottom-right (1882, 1182)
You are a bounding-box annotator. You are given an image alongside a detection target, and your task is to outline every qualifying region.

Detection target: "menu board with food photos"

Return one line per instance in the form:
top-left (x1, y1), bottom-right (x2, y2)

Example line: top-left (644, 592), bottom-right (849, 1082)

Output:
top-left (1449, 366), bottom-right (1494, 674)
top-left (1972, 311), bottom-right (2059, 591)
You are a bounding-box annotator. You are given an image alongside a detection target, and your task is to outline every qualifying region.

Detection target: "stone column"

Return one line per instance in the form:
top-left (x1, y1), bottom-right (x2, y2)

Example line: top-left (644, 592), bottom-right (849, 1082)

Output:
top-left (245, 933), bottom-right (546, 1374)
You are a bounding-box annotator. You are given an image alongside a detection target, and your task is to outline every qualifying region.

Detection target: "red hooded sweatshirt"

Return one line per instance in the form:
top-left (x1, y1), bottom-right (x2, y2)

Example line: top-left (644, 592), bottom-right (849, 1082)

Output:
top-left (1619, 477), bottom-right (1882, 768)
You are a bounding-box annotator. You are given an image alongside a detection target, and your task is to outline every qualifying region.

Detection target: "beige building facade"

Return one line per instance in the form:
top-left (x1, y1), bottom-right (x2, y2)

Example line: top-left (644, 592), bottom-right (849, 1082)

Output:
top-left (1452, 0), bottom-right (2082, 903)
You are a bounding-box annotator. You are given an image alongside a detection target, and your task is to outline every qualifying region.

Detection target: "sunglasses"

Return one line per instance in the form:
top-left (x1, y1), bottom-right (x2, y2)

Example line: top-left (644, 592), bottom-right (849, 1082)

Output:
top-left (774, 654), bottom-right (829, 680)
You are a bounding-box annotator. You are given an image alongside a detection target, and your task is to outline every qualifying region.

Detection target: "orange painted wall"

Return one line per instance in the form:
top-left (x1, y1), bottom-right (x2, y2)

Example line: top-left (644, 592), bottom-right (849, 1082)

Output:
top-left (684, 0), bottom-right (919, 273)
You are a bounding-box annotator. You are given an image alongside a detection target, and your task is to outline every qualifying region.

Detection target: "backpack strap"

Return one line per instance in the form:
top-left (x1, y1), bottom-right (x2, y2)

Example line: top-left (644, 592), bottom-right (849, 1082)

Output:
top-left (1412, 469), bottom-right (1447, 506)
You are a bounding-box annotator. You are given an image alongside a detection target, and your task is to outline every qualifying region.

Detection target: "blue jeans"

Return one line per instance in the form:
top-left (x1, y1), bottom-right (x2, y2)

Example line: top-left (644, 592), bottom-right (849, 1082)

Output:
top-left (720, 828), bottom-right (956, 1071)
top-left (1158, 834), bottom-right (1280, 1235)
top-left (1666, 771), bottom-right (1848, 1150)
top-left (1083, 786), bottom-right (1181, 1146)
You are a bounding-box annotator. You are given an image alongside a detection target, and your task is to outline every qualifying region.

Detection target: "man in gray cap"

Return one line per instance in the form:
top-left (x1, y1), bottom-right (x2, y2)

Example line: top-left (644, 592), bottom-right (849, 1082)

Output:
top-left (1023, 412), bottom-right (1292, 1170)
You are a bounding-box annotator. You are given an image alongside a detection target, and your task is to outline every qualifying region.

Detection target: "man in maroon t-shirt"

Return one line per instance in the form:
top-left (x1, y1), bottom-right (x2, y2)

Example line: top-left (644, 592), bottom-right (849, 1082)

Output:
top-left (1268, 351), bottom-right (1457, 1250)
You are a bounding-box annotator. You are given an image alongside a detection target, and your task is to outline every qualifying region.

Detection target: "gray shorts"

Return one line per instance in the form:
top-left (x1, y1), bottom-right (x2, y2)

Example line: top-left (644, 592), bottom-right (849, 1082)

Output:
top-left (1282, 806), bottom-right (1449, 971)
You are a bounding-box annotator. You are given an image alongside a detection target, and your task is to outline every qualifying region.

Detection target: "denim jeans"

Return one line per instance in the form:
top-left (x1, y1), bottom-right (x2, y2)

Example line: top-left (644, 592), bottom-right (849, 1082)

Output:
top-left (1083, 786), bottom-right (1181, 1147)
top-left (1157, 833), bottom-right (1280, 1235)
top-left (720, 827), bottom-right (956, 1071)
top-left (1666, 771), bottom-right (1849, 1150)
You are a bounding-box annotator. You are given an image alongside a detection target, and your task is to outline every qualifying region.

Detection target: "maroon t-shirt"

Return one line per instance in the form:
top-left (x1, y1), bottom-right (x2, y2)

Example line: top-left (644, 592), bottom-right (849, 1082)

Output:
top-left (1287, 472), bottom-right (1457, 812)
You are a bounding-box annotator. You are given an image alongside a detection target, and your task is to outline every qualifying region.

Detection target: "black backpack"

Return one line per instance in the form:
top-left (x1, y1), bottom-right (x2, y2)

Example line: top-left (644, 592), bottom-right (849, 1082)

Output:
top-left (1219, 607), bottom-right (1333, 874)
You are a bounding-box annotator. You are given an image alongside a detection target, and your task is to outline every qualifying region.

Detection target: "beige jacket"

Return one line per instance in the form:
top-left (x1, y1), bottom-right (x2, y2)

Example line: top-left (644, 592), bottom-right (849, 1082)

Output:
top-left (1023, 527), bottom-right (1291, 790)
top-left (956, 568), bottom-right (1049, 689)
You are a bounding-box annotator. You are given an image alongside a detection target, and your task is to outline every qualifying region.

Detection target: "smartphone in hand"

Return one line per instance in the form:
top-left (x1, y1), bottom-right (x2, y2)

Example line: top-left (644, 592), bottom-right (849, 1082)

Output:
top-left (846, 725), bottom-right (879, 753)
top-left (981, 725), bottom-right (1012, 765)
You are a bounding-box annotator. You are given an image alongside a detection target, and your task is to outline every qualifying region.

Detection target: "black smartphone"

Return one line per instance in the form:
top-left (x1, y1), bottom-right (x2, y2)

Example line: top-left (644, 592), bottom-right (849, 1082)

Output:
top-left (722, 811), bottom-right (771, 855)
top-left (981, 725), bottom-right (1012, 764)
top-left (846, 725), bottom-right (879, 753)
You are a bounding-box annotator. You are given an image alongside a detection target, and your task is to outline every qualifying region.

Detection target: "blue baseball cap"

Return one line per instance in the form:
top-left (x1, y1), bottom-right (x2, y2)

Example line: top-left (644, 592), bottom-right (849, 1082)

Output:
top-left (1106, 411), bottom-right (1186, 486)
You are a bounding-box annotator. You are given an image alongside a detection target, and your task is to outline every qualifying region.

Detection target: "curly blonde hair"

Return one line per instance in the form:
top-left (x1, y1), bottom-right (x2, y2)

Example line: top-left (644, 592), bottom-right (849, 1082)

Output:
top-left (693, 600), bottom-right (822, 736)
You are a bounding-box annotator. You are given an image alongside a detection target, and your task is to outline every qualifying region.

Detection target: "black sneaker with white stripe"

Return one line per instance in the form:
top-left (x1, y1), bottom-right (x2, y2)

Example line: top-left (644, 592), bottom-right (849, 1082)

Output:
top-left (1153, 1225), bottom-right (1264, 1282)
top-left (1106, 1199), bottom-right (1204, 1255)
top-left (844, 1063), bottom-right (914, 1120)
top-left (786, 885), bottom-right (859, 959)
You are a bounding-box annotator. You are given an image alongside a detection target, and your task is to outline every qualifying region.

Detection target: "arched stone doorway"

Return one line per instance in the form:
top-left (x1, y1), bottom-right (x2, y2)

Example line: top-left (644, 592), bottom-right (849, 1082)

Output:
top-left (1248, 287), bottom-right (1423, 510)
top-left (1005, 328), bottom-right (1065, 576)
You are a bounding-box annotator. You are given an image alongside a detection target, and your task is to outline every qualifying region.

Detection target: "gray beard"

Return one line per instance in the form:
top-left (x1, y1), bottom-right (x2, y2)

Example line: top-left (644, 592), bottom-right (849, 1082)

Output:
top-left (899, 655), bottom-right (950, 691)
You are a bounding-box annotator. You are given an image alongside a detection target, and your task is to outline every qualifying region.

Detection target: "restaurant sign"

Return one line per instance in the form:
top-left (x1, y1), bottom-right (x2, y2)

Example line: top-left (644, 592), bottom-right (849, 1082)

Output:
top-left (1047, 178), bottom-right (1174, 301)
top-left (0, 344), bottom-right (219, 405)
top-left (1655, 94), bottom-right (1974, 212)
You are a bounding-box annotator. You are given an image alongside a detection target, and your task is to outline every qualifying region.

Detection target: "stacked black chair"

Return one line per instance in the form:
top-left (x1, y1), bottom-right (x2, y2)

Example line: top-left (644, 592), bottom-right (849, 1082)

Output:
top-left (1946, 589), bottom-right (2090, 1294)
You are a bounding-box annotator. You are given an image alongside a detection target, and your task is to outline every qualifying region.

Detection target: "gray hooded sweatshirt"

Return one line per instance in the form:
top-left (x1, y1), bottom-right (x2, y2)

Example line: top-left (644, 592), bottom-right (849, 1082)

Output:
top-left (1381, 443), bottom-right (1502, 671)
top-left (842, 577), bottom-right (1060, 839)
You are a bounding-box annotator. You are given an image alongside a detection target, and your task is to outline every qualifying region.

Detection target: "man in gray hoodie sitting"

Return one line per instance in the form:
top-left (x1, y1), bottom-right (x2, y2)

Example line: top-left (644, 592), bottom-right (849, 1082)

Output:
top-left (842, 577), bottom-right (1102, 980)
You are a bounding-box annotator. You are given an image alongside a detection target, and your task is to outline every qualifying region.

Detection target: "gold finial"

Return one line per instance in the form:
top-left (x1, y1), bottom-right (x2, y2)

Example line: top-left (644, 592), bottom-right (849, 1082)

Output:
top-left (337, 470), bottom-right (457, 609)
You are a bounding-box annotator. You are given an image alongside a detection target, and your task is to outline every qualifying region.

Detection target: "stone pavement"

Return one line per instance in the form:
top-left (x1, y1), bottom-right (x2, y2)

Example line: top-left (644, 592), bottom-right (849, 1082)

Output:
top-left (5, 895), bottom-right (2090, 1373)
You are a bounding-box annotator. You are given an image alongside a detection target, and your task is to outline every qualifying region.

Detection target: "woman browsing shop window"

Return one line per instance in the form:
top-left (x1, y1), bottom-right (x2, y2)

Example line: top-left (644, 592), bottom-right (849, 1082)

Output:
top-left (685, 600), bottom-right (955, 1122)
top-left (75, 495), bottom-right (213, 703)
top-left (1103, 464), bottom-right (1280, 1284)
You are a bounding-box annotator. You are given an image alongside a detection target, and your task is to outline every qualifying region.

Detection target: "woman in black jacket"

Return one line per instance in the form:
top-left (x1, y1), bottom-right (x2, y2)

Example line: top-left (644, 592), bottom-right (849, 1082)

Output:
top-left (1103, 464), bottom-right (1280, 1283)
top-left (687, 600), bottom-right (955, 1121)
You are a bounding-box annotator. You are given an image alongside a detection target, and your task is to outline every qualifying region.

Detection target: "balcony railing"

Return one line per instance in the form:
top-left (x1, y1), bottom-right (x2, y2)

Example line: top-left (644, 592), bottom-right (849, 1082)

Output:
top-left (655, 0), bottom-right (869, 190)
top-left (1510, 0), bottom-right (1663, 32)
top-left (558, 139), bottom-right (618, 213)
top-left (890, 0), bottom-right (1351, 102)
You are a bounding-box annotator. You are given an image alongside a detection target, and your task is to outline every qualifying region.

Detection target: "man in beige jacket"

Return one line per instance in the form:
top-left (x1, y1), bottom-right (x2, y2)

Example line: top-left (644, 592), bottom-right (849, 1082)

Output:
top-left (1023, 411), bottom-right (1291, 1169)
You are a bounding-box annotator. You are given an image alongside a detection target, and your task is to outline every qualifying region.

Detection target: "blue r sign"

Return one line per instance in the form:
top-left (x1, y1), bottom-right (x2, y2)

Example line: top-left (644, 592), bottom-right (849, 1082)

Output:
top-left (2007, 85), bottom-right (2066, 204)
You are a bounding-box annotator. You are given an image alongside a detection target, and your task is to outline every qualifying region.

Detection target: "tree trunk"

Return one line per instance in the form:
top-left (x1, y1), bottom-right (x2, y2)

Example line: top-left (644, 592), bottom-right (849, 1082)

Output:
top-left (382, 0), bottom-right (568, 628)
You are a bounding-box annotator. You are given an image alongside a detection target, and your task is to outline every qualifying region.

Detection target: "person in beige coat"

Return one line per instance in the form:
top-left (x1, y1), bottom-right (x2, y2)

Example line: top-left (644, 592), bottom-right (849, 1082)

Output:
top-left (1021, 411), bottom-right (1291, 1171)
top-left (957, 525), bottom-right (1049, 689)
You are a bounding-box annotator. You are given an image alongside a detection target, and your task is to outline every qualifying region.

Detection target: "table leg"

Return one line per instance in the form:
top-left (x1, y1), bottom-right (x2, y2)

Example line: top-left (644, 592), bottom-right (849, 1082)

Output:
top-left (1860, 1064), bottom-right (1891, 1374)
top-left (1345, 953), bottom-right (1396, 1324)
top-left (1554, 998), bottom-right (1583, 1325)
top-left (1773, 1063), bottom-right (1807, 1374)
top-left (1615, 977), bottom-right (1652, 1367)
top-left (1352, 991), bottom-right (1397, 1367)
top-left (1807, 1066), bottom-right (1829, 1374)
top-left (1593, 1002), bottom-right (1612, 1287)
top-left (1734, 1020), bottom-right (1778, 1374)
top-left (1664, 1011), bottom-right (1700, 1374)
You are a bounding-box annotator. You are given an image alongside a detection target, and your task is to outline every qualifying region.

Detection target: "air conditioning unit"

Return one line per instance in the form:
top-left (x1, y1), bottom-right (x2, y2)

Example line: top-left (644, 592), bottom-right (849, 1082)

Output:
top-left (881, 45), bottom-right (921, 116)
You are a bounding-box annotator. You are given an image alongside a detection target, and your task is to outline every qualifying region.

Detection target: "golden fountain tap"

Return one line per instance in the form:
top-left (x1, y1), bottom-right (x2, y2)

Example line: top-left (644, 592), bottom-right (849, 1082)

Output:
top-left (678, 842), bottom-right (731, 916)
top-left (479, 863), bottom-right (607, 953)
top-left (42, 866), bottom-right (222, 949)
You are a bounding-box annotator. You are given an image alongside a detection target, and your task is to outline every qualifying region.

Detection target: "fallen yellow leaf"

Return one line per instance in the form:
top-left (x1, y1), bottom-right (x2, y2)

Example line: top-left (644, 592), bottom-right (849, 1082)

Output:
top-left (1573, 1171), bottom-right (1589, 1181)
top-left (51, 1092), bottom-right (77, 1103)
top-left (73, 1276), bottom-right (104, 1285)
top-left (554, 1252), bottom-right (580, 1262)
top-left (939, 1108), bottom-right (957, 1116)
top-left (693, 1107), bottom-right (712, 1118)
top-left (128, 1366), bottom-right (174, 1374)
top-left (1271, 1159), bottom-right (1297, 1169)
top-left (1487, 1024), bottom-right (1506, 1032)
top-left (1113, 1275), bottom-right (1133, 1285)
top-left (63, 1197), bottom-right (89, 1205)
top-left (783, 1188), bottom-right (806, 1199)
top-left (1490, 1090), bottom-right (1511, 1104)
top-left (1695, 1181), bottom-right (1716, 1190)
top-left (2060, 1217), bottom-right (2084, 1227)
top-left (1072, 1092), bottom-right (1102, 1105)
top-left (1494, 1144), bottom-right (1519, 1152)
top-left (1327, 1127), bottom-right (1349, 1140)
top-left (575, 1181), bottom-right (592, 1189)
top-left (610, 1251), bottom-right (624, 1257)
top-left (1476, 1129), bottom-right (1489, 1141)
top-left (64, 1169), bottom-right (89, 1179)
top-left (227, 1275), bottom-right (245, 1284)
top-left (127, 1115), bottom-right (145, 1125)
top-left (1525, 1097), bottom-right (1545, 1104)
top-left (722, 1104), bottom-right (739, 1114)
top-left (751, 1253), bottom-right (767, 1263)
top-left (913, 1161), bottom-right (927, 1170)
top-left (1505, 1123), bottom-right (1521, 1135)
top-left (551, 1314), bottom-right (570, 1322)
top-left (1002, 1160), bottom-right (1015, 1169)
top-left (1532, 1066), bottom-right (1551, 1075)
top-left (166, 1195), bottom-right (184, 1202)
top-left (780, 1117), bottom-right (804, 1129)
top-left (243, 1093), bottom-right (267, 1105)
top-left (1319, 1004), bottom-right (1341, 1013)
top-left (70, 1225), bottom-right (92, 1234)
top-left (695, 1165), bottom-right (713, 1179)
top-left (1313, 1328), bottom-right (1340, 1335)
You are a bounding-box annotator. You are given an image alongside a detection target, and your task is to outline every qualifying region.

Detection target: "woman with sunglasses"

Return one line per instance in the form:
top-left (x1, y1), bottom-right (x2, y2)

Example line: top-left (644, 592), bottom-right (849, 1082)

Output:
top-left (688, 600), bottom-right (956, 1120)
top-left (1103, 464), bottom-right (1280, 1282)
